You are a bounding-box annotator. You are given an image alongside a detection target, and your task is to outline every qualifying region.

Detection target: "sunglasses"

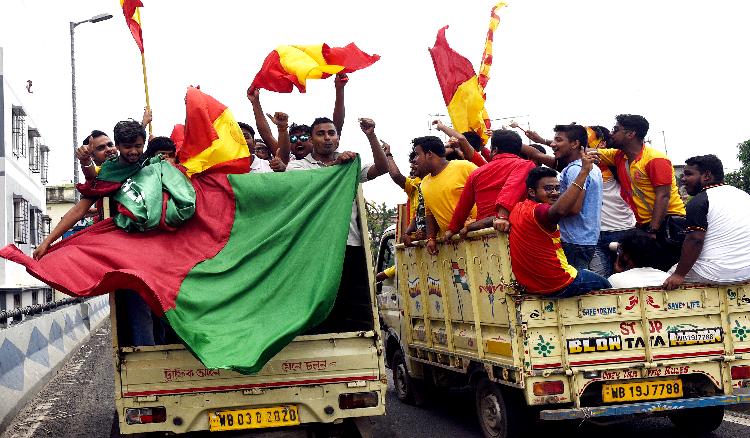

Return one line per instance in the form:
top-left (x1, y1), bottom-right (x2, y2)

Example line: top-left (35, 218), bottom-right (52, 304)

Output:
top-left (612, 126), bottom-right (631, 134)
top-left (543, 184), bottom-right (561, 193)
top-left (290, 134), bottom-right (310, 143)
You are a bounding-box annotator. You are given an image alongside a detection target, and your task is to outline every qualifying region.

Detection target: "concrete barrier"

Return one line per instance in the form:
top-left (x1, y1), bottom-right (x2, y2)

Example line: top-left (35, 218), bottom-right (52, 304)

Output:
top-left (0, 295), bottom-right (110, 431)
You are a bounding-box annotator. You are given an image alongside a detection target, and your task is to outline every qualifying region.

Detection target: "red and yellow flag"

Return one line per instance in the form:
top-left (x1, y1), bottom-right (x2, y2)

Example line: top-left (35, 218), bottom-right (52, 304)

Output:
top-left (429, 26), bottom-right (489, 143)
top-left (478, 2), bottom-right (507, 93)
top-left (251, 43), bottom-right (380, 93)
top-left (179, 87), bottom-right (250, 177)
top-left (120, 0), bottom-right (144, 53)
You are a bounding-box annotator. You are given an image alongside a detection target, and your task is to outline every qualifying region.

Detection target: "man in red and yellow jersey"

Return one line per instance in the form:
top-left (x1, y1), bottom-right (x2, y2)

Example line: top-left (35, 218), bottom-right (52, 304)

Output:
top-left (595, 114), bottom-right (685, 231)
top-left (509, 155), bottom-right (611, 297)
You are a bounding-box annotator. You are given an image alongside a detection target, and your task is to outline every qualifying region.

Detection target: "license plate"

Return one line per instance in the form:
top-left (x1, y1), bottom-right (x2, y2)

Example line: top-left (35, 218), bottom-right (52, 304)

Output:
top-left (208, 405), bottom-right (299, 431)
top-left (602, 379), bottom-right (683, 403)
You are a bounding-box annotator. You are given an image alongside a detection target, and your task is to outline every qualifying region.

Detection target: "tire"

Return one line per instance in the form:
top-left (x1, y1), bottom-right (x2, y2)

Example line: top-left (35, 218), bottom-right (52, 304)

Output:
top-left (474, 377), bottom-right (522, 438)
top-left (668, 406), bottom-right (724, 435)
top-left (393, 350), bottom-right (421, 405)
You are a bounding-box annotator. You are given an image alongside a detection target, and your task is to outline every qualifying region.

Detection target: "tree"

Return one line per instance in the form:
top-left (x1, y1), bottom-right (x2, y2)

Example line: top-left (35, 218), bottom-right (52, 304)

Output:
top-left (364, 201), bottom-right (397, 261)
top-left (725, 139), bottom-right (750, 193)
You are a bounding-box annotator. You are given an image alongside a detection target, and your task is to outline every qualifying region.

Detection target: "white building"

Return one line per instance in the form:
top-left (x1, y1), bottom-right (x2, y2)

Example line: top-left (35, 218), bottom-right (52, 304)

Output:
top-left (0, 47), bottom-right (53, 320)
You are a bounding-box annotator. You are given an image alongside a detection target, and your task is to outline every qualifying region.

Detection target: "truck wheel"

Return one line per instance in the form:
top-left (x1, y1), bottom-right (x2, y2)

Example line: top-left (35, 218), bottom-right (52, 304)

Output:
top-left (474, 377), bottom-right (521, 438)
top-left (393, 350), bottom-right (420, 405)
top-left (668, 406), bottom-right (724, 435)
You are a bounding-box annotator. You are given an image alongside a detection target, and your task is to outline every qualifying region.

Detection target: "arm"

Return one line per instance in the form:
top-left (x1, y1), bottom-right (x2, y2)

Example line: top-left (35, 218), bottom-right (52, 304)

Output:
top-left (247, 87), bottom-right (279, 154)
top-left (141, 107), bottom-right (152, 128)
top-left (381, 142), bottom-right (406, 188)
top-left (510, 122), bottom-right (551, 146)
top-left (546, 154), bottom-right (594, 223)
top-left (663, 231), bottom-right (705, 290)
top-left (360, 118), bottom-right (389, 180)
top-left (267, 112), bottom-right (291, 164)
top-left (33, 198), bottom-right (96, 259)
top-left (433, 120), bottom-right (475, 160)
top-left (426, 214), bottom-right (440, 255)
top-left (332, 73), bottom-right (348, 135)
top-left (648, 185), bottom-right (671, 232)
top-left (520, 144), bottom-right (555, 167)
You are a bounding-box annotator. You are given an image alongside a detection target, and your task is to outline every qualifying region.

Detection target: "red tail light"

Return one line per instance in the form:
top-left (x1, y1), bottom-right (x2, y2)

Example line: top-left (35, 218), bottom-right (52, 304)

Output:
top-left (125, 407), bottom-right (167, 424)
top-left (533, 380), bottom-right (564, 396)
top-left (731, 365), bottom-right (750, 380)
top-left (339, 391), bottom-right (379, 409)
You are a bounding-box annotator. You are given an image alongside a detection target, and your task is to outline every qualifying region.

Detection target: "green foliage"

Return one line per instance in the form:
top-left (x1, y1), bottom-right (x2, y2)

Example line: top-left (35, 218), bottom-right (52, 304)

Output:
top-left (726, 139), bottom-right (750, 193)
top-left (364, 201), bottom-right (397, 261)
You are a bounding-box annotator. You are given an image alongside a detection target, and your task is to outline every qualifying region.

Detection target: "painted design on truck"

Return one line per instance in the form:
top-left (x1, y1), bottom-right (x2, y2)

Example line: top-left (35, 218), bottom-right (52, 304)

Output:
top-left (427, 276), bottom-right (441, 312)
top-left (732, 321), bottom-right (749, 341)
top-left (567, 330), bottom-right (622, 354)
top-left (667, 327), bottom-right (722, 346)
top-left (534, 335), bottom-right (555, 357)
top-left (479, 273), bottom-right (501, 317)
top-left (451, 261), bottom-right (470, 291)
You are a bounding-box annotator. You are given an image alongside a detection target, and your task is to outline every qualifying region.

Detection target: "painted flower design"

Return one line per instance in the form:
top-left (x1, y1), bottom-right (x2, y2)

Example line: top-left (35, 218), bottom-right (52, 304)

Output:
top-left (533, 335), bottom-right (555, 357)
top-left (732, 320), bottom-right (749, 341)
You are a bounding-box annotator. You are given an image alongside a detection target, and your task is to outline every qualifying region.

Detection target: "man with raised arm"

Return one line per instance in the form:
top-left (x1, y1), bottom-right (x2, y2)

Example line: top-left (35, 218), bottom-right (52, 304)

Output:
top-left (247, 73), bottom-right (348, 161)
top-left (382, 146), bottom-right (427, 244)
top-left (509, 153), bottom-right (611, 297)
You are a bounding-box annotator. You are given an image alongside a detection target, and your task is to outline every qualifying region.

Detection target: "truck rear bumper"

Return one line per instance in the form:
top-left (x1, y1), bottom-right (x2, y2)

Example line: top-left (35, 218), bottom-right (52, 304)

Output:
top-left (540, 394), bottom-right (750, 421)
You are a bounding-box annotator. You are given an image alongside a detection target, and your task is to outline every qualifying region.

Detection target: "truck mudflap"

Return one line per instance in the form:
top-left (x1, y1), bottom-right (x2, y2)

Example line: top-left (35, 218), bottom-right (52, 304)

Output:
top-left (539, 393), bottom-right (750, 420)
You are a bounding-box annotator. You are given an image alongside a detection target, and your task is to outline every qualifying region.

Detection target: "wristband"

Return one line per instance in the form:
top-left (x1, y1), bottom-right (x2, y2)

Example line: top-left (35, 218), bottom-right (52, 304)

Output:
top-left (497, 216), bottom-right (509, 221)
top-left (572, 182), bottom-right (584, 190)
top-left (81, 160), bottom-right (94, 168)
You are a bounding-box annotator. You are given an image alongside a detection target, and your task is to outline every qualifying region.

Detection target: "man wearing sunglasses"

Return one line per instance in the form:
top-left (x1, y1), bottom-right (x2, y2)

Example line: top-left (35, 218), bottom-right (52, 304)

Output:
top-left (509, 153), bottom-right (611, 297)
top-left (247, 73), bottom-right (348, 162)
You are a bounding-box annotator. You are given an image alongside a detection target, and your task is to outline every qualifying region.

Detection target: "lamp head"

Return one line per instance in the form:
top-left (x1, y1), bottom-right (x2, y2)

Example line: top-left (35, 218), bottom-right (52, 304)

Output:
top-left (89, 13), bottom-right (113, 23)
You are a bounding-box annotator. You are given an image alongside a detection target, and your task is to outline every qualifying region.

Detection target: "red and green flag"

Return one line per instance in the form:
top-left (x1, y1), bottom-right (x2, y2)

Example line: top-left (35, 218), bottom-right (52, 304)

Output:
top-left (0, 160), bottom-right (361, 374)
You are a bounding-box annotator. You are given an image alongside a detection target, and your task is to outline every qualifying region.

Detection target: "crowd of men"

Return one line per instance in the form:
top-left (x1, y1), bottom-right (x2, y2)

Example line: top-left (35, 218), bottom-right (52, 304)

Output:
top-left (33, 73), bottom-right (750, 342)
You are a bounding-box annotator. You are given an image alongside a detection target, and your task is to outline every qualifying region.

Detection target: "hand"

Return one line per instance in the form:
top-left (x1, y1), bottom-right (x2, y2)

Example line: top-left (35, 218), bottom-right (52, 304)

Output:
top-left (381, 141), bottom-right (391, 156)
top-left (76, 142), bottom-right (93, 163)
top-left (33, 241), bottom-right (50, 260)
top-left (432, 120), bottom-right (446, 131)
top-left (267, 112), bottom-right (289, 129)
top-left (459, 226), bottom-right (471, 239)
top-left (509, 120), bottom-right (520, 129)
top-left (413, 230), bottom-right (426, 241)
top-left (334, 151), bottom-right (357, 165)
top-left (247, 86), bottom-right (260, 104)
top-left (524, 130), bottom-right (546, 144)
top-left (493, 217), bottom-right (511, 232)
top-left (270, 149), bottom-right (286, 172)
top-left (334, 73), bottom-right (349, 89)
top-left (401, 233), bottom-right (413, 246)
top-left (426, 238), bottom-right (438, 255)
top-left (447, 137), bottom-right (459, 147)
top-left (443, 230), bottom-right (455, 241)
top-left (662, 274), bottom-right (684, 290)
top-left (581, 151), bottom-right (596, 172)
top-left (359, 118), bottom-right (376, 136)
top-left (141, 107), bottom-right (152, 127)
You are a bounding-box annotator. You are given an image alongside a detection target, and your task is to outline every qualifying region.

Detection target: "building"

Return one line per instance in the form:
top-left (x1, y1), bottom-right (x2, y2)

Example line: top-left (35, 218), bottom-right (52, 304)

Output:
top-left (0, 47), bottom-right (53, 320)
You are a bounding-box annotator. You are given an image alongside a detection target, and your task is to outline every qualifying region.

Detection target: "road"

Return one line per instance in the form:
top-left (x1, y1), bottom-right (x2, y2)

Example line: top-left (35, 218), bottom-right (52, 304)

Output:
top-left (2, 321), bottom-right (750, 438)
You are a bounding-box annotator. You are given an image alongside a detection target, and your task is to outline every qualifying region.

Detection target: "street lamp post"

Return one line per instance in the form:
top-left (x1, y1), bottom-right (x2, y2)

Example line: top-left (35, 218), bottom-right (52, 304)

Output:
top-left (70, 13), bottom-right (113, 200)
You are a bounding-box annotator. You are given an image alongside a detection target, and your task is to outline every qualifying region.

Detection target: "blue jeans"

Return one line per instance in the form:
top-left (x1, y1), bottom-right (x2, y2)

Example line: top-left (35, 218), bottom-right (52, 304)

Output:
top-left (561, 243), bottom-right (597, 271)
top-left (122, 290), bottom-right (158, 346)
top-left (590, 229), bottom-right (635, 277)
top-left (551, 269), bottom-right (612, 298)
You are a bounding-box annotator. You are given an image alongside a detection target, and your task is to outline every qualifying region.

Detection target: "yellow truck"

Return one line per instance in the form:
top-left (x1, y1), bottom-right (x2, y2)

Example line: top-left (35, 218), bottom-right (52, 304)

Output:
top-left (110, 190), bottom-right (386, 436)
top-left (376, 227), bottom-right (750, 438)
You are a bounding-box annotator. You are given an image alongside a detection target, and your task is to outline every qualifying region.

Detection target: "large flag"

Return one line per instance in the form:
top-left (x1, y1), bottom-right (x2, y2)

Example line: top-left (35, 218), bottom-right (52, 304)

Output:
top-left (429, 26), bottom-right (490, 143)
top-left (477, 2), bottom-right (507, 93)
top-left (179, 87), bottom-right (251, 177)
top-left (120, 0), bottom-right (144, 53)
top-left (0, 159), bottom-right (361, 374)
top-left (251, 43), bottom-right (380, 93)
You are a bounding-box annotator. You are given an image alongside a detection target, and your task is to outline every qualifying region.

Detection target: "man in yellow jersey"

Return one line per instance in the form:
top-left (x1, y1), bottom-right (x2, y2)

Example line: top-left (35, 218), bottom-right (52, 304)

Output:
top-left (411, 136), bottom-right (477, 255)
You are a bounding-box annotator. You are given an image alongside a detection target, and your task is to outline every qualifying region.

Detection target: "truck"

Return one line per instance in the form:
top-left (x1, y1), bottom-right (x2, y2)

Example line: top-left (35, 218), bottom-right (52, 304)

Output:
top-left (110, 189), bottom-right (386, 436)
top-left (376, 226), bottom-right (750, 438)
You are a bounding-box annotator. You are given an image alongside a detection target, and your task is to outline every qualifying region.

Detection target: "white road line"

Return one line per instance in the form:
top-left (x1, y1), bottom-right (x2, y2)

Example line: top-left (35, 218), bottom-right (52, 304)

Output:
top-left (725, 412), bottom-right (750, 427)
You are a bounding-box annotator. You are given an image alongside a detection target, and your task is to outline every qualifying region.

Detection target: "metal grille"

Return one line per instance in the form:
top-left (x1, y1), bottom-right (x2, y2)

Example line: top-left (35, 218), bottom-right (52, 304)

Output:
top-left (11, 107), bottom-right (27, 159)
top-left (28, 135), bottom-right (41, 172)
top-left (13, 196), bottom-right (29, 244)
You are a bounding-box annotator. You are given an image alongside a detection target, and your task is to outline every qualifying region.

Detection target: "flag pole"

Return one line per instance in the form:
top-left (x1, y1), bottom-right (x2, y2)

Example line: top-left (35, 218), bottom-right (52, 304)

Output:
top-left (140, 51), bottom-right (152, 136)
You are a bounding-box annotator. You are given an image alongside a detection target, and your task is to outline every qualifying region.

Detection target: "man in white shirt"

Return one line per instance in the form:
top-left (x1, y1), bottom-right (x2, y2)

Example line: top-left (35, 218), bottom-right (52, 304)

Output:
top-left (608, 233), bottom-right (669, 288)
top-left (663, 155), bottom-right (750, 289)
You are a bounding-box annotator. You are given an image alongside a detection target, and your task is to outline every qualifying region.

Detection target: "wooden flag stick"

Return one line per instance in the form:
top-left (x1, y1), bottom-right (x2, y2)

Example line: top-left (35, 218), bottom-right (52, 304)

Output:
top-left (140, 51), bottom-right (152, 136)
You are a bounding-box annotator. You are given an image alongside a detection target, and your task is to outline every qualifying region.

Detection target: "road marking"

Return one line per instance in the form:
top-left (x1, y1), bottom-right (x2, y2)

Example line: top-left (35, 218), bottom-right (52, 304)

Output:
top-left (725, 412), bottom-right (750, 427)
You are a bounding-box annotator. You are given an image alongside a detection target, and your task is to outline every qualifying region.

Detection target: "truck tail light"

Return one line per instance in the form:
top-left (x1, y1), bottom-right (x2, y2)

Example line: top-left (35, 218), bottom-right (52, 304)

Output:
top-left (339, 391), bottom-right (379, 409)
top-left (125, 407), bottom-right (167, 424)
top-left (731, 365), bottom-right (750, 380)
top-left (533, 380), bottom-right (564, 396)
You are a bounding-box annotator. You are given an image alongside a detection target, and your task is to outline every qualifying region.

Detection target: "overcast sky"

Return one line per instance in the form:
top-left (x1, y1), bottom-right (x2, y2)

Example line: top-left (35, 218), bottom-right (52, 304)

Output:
top-left (2, 0), bottom-right (749, 206)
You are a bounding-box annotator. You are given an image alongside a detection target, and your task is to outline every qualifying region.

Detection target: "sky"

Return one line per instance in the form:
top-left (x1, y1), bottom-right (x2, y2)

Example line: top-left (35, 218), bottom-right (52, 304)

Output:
top-left (1, 0), bottom-right (749, 207)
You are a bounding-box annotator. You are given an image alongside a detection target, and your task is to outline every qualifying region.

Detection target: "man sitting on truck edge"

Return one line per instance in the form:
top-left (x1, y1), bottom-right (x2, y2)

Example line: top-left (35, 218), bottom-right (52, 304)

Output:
top-left (412, 136), bottom-right (477, 255)
top-left (446, 129), bottom-right (535, 240)
top-left (663, 154), bottom-right (750, 289)
top-left (509, 154), bottom-right (612, 297)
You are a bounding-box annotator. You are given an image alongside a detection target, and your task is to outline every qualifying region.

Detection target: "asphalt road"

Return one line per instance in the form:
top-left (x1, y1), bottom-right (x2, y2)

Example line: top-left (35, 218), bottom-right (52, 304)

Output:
top-left (2, 321), bottom-right (750, 438)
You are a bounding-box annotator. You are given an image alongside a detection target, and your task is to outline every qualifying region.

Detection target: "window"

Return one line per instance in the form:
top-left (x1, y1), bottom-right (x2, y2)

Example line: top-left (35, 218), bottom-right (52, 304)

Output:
top-left (28, 129), bottom-right (41, 172)
top-left (45, 289), bottom-right (53, 303)
top-left (30, 207), bottom-right (43, 246)
top-left (13, 293), bottom-right (21, 309)
top-left (42, 215), bottom-right (52, 239)
top-left (11, 106), bottom-right (27, 159)
top-left (40, 145), bottom-right (50, 183)
top-left (32, 291), bottom-right (38, 306)
top-left (13, 195), bottom-right (30, 244)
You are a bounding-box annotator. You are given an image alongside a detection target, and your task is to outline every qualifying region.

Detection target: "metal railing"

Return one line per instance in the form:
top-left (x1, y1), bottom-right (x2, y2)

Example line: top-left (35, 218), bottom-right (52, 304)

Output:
top-left (0, 297), bottom-right (85, 328)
